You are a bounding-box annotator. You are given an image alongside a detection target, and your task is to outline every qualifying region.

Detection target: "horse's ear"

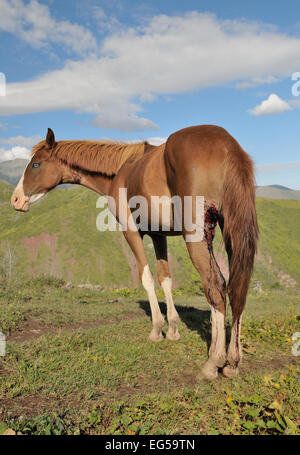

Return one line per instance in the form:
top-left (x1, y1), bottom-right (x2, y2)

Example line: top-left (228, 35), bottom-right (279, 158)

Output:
top-left (46, 128), bottom-right (56, 148)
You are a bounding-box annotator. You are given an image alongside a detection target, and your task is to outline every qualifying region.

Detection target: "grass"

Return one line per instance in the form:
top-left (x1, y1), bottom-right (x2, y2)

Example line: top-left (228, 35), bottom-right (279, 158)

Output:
top-left (0, 278), bottom-right (299, 435)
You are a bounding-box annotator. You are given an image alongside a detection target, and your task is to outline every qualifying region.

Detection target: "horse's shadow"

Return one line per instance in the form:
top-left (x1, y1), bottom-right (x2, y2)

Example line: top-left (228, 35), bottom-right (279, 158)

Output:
top-left (138, 300), bottom-right (231, 354)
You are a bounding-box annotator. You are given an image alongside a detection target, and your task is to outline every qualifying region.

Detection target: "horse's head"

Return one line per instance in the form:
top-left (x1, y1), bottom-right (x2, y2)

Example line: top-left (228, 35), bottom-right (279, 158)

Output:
top-left (11, 128), bottom-right (61, 212)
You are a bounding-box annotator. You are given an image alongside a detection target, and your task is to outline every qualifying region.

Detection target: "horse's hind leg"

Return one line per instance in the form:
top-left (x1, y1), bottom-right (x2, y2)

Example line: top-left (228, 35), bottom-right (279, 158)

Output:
top-left (222, 282), bottom-right (245, 377)
top-left (220, 225), bottom-right (245, 378)
top-left (151, 234), bottom-right (180, 341)
top-left (122, 229), bottom-right (164, 342)
top-left (185, 240), bottom-right (227, 380)
top-left (222, 314), bottom-right (243, 378)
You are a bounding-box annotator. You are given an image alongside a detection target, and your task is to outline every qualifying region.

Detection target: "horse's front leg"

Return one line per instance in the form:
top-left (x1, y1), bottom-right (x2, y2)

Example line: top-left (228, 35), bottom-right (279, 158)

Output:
top-left (122, 229), bottom-right (165, 342)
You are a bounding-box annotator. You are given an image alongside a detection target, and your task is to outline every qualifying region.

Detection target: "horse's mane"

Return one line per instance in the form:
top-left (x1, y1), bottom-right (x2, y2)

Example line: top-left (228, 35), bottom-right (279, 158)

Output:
top-left (32, 139), bottom-right (149, 176)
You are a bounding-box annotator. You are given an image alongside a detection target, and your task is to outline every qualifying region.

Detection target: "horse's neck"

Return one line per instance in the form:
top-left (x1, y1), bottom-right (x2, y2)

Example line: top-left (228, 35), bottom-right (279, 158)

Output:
top-left (60, 161), bottom-right (113, 195)
top-left (78, 171), bottom-right (113, 196)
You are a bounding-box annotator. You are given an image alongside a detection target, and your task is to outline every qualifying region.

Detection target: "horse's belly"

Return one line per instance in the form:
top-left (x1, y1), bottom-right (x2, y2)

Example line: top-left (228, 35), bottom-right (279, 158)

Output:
top-left (129, 195), bottom-right (182, 234)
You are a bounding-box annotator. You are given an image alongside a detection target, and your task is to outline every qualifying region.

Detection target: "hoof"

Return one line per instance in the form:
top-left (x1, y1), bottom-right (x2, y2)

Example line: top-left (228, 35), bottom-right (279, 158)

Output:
top-left (222, 365), bottom-right (239, 378)
top-left (209, 353), bottom-right (227, 369)
top-left (166, 330), bottom-right (180, 341)
top-left (149, 331), bottom-right (164, 342)
top-left (197, 361), bottom-right (218, 381)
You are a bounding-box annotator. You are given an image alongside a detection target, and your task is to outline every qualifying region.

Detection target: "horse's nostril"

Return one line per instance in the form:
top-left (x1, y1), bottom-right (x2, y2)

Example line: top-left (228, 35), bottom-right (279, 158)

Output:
top-left (11, 195), bottom-right (18, 206)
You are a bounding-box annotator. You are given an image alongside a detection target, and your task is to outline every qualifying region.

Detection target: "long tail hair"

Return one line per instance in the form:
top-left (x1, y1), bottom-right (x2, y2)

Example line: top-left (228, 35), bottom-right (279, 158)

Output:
top-left (221, 144), bottom-right (259, 319)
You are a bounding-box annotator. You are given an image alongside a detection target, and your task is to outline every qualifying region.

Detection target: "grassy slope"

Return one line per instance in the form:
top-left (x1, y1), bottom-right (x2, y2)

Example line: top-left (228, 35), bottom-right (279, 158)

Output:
top-left (0, 180), bottom-right (299, 289)
top-left (0, 181), bottom-right (299, 435)
top-left (0, 279), bottom-right (299, 435)
top-left (255, 198), bottom-right (300, 283)
top-left (0, 181), bottom-right (139, 287)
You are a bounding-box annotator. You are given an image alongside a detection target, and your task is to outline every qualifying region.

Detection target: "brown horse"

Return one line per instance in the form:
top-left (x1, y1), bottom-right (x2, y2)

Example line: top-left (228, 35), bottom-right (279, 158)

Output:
top-left (11, 125), bottom-right (258, 380)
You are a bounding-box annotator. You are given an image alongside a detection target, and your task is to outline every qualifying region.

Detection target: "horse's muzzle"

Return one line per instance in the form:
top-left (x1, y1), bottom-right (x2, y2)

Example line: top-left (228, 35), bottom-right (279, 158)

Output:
top-left (11, 193), bottom-right (30, 212)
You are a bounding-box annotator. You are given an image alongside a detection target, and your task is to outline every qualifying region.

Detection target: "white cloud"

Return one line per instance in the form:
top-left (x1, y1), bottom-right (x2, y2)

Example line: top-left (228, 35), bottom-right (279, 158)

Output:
top-left (0, 146), bottom-right (30, 162)
top-left (0, 135), bottom-right (41, 162)
top-left (0, 135), bottom-right (42, 147)
top-left (236, 76), bottom-right (278, 89)
top-left (249, 94), bottom-right (291, 116)
top-left (93, 6), bottom-right (107, 20)
top-left (91, 112), bottom-right (158, 132)
top-left (93, 5), bottom-right (122, 33)
top-left (147, 137), bottom-right (167, 146)
top-left (2, 12), bottom-right (300, 130)
top-left (0, 0), bottom-right (96, 55)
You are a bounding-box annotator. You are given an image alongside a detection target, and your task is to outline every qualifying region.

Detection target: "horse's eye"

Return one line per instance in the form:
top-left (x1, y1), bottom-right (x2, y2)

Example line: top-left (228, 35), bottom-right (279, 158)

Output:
top-left (32, 163), bottom-right (40, 168)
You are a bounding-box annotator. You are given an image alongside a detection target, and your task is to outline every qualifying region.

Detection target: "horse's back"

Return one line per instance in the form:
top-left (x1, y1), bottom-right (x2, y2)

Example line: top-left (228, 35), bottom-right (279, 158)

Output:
top-left (164, 124), bottom-right (236, 166)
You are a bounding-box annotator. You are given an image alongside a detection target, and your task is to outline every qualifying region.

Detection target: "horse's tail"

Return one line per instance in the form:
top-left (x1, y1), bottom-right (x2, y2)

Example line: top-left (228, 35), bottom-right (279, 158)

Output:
top-left (220, 143), bottom-right (259, 320)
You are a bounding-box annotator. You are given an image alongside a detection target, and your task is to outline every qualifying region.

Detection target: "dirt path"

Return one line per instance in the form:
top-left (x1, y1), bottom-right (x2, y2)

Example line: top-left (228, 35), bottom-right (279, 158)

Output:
top-left (7, 313), bottom-right (145, 343)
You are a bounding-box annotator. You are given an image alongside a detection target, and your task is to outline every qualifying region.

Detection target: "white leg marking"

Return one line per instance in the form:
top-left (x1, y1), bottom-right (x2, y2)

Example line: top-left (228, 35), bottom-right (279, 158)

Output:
top-left (227, 315), bottom-right (242, 364)
top-left (199, 308), bottom-right (226, 381)
top-left (161, 277), bottom-right (180, 340)
top-left (209, 308), bottom-right (226, 366)
top-left (142, 265), bottom-right (164, 342)
top-left (222, 315), bottom-right (243, 378)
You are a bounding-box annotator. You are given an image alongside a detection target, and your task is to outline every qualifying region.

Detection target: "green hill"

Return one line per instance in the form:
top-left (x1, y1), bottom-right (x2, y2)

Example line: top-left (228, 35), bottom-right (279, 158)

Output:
top-left (0, 179), bottom-right (299, 290)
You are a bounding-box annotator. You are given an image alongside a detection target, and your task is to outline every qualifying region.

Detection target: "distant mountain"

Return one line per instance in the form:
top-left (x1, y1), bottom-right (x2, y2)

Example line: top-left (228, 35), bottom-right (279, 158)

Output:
top-left (256, 185), bottom-right (300, 200)
top-left (0, 159), bottom-right (27, 186)
top-left (267, 185), bottom-right (292, 190)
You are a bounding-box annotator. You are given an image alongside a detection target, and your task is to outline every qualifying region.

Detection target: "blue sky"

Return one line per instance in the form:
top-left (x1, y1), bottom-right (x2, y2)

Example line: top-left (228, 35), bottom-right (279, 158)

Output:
top-left (0, 0), bottom-right (300, 188)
